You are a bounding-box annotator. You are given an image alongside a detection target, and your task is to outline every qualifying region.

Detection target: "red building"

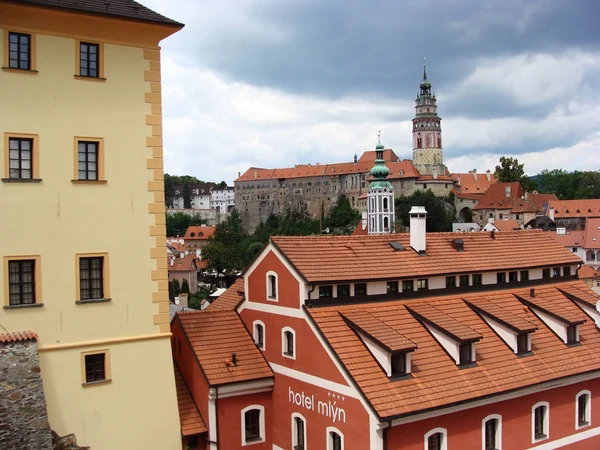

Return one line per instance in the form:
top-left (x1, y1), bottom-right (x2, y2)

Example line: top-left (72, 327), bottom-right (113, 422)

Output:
top-left (172, 223), bottom-right (600, 449)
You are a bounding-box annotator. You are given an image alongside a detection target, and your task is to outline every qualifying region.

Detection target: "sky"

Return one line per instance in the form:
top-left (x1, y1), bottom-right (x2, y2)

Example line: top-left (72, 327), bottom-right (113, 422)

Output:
top-left (143, 0), bottom-right (600, 184)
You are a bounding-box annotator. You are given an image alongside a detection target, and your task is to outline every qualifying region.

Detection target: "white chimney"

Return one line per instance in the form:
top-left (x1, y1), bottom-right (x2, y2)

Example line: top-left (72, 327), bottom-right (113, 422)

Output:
top-left (179, 293), bottom-right (188, 308)
top-left (473, 169), bottom-right (478, 181)
top-left (549, 208), bottom-right (555, 221)
top-left (505, 185), bottom-right (511, 198)
top-left (409, 206), bottom-right (427, 254)
top-left (486, 170), bottom-right (491, 182)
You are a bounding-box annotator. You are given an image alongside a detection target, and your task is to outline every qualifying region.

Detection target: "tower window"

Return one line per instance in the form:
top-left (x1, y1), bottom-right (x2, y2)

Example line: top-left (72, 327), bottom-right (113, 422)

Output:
top-left (383, 197), bottom-right (388, 211)
top-left (383, 217), bottom-right (389, 230)
top-left (417, 138), bottom-right (422, 148)
top-left (437, 138), bottom-right (441, 147)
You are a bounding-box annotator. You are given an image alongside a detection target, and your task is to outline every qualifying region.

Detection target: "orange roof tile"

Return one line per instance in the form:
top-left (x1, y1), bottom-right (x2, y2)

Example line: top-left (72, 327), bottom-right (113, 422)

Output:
top-left (358, 149), bottom-right (400, 163)
top-left (308, 280), bottom-right (600, 420)
top-left (493, 219), bottom-right (521, 231)
top-left (472, 183), bottom-right (557, 212)
top-left (176, 310), bottom-right (273, 386)
top-left (174, 365), bottom-right (207, 436)
top-left (271, 230), bottom-right (581, 283)
top-left (342, 311), bottom-right (416, 353)
top-left (206, 278), bottom-right (245, 311)
top-left (407, 304), bottom-right (482, 342)
top-left (549, 230), bottom-right (585, 247)
top-left (168, 255), bottom-right (198, 273)
top-left (0, 331), bottom-right (37, 343)
top-left (583, 218), bottom-right (600, 249)
top-left (184, 226), bottom-right (215, 240)
top-left (558, 282), bottom-right (599, 308)
top-left (379, 160), bottom-right (420, 180)
top-left (578, 265), bottom-right (599, 280)
top-left (452, 172), bottom-right (496, 197)
top-left (465, 298), bottom-right (537, 333)
top-left (549, 199), bottom-right (600, 219)
top-left (517, 286), bottom-right (587, 325)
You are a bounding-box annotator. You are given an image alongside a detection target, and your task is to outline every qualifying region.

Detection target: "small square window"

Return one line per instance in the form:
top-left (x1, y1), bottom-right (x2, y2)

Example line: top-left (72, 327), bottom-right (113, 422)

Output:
top-left (542, 268), bottom-right (551, 279)
top-left (402, 280), bottom-right (414, 292)
top-left (567, 325), bottom-right (578, 344)
top-left (508, 271), bottom-right (518, 282)
top-left (387, 281), bottom-right (398, 293)
top-left (83, 351), bottom-right (110, 384)
top-left (417, 279), bottom-right (428, 290)
top-left (472, 274), bottom-right (482, 286)
top-left (391, 353), bottom-right (407, 377)
top-left (337, 284), bottom-right (350, 297)
top-left (552, 267), bottom-right (560, 277)
top-left (354, 283), bottom-right (367, 296)
top-left (520, 270), bottom-right (529, 281)
top-left (445, 276), bottom-right (456, 288)
top-left (459, 275), bottom-right (469, 287)
top-left (319, 285), bottom-right (333, 298)
top-left (497, 272), bottom-right (506, 283)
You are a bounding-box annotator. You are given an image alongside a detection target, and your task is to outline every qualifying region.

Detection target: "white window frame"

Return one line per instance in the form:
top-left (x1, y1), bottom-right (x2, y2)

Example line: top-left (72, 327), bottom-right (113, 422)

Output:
top-left (291, 412), bottom-right (307, 449)
top-left (241, 404), bottom-right (265, 446)
top-left (253, 320), bottom-right (265, 350)
top-left (481, 414), bottom-right (502, 450)
top-left (326, 426), bottom-right (344, 450)
top-left (282, 326), bottom-right (296, 360)
top-left (266, 270), bottom-right (278, 302)
top-left (575, 390), bottom-right (591, 430)
top-left (531, 401), bottom-right (550, 443)
top-left (424, 427), bottom-right (447, 450)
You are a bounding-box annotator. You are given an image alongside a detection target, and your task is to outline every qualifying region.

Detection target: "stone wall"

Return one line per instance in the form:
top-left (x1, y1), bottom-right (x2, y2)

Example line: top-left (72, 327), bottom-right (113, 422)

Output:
top-left (0, 339), bottom-right (52, 450)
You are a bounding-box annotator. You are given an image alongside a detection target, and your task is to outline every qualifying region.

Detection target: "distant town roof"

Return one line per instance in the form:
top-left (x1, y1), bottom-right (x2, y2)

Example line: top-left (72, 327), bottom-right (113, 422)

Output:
top-left (184, 225), bottom-right (216, 240)
top-left (549, 199), bottom-right (600, 219)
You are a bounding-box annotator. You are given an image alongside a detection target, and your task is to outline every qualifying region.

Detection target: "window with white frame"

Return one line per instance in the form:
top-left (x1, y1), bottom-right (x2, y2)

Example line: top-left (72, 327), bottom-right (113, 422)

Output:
top-left (253, 320), bottom-right (265, 350)
top-left (291, 413), bottom-right (306, 450)
top-left (241, 405), bottom-right (265, 445)
top-left (282, 327), bottom-right (296, 359)
top-left (482, 414), bottom-right (502, 450)
top-left (425, 428), bottom-right (447, 450)
top-left (576, 390), bottom-right (591, 429)
top-left (327, 426), bottom-right (344, 450)
top-left (266, 271), bottom-right (278, 301)
top-left (532, 401), bottom-right (549, 443)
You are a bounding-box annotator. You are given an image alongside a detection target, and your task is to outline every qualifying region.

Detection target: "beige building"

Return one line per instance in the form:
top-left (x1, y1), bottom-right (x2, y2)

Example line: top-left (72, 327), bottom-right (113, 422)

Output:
top-left (0, 1), bottom-right (183, 448)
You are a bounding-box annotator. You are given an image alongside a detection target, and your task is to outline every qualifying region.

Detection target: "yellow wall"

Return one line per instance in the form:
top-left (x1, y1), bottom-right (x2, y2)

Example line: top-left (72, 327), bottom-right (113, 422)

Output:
top-left (0, 4), bottom-right (181, 449)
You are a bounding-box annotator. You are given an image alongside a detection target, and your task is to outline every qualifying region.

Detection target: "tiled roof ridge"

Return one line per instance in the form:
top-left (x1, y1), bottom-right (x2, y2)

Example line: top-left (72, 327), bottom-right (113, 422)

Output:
top-left (272, 229), bottom-right (544, 240)
top-left (464, 299), bottom-right (537, 333)
top-left (515, 294), bottom-right (587, 326)
top-left (0, 330), bottom-right (38, 343)
top-left (406, 303), bottom-right (482, 342)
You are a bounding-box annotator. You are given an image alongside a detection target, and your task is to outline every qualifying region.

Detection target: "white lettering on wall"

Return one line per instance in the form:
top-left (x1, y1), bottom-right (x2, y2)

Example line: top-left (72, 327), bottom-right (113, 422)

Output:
top-left (288, 387), bottom-right (347, 424)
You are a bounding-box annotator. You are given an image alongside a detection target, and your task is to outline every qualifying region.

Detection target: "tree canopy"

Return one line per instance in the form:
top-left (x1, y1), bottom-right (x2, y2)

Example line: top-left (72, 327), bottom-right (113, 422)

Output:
top-left (325, 194), bottom-right (361, 233)
top-left (395, 190), bottom-right (453, 232)
top-left (533, 169), bottom-right (600, 200)
top-left (166, 212), bottom-right (206, 237)
top-left (494, 156), bottom-right (535, 191)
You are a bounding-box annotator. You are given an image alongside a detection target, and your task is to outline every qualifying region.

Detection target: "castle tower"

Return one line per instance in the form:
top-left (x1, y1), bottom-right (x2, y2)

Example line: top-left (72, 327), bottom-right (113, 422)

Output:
top-left (368, 135), bottom-right (395, 234)
top-left (412, 64), bottom-right (444, 176)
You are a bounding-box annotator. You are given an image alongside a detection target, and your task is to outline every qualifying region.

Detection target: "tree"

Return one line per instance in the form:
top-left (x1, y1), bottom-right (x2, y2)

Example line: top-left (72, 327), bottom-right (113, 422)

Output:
top-left (217, 180), bottom-right (228, 189)
top-left (326, 194), bottom-right (361, 232)
top-left (202, 210), bottom-right (248, 273)
top-left (246, 241), bottom-right (265, 262)
top-left (166, 212), bottom-right (205, 237)
top-left (534, 169), bottom-right (600, 200)
top-left (183, 184), bottom-right (192, 209)
top-left (494, 156), bottom-right (536, 191)
top-left (172, 279), bottom-right (181, 297)
top-left (164, 173), bottom-right (176, 208)
top-left (181, 278), bottom-right (190, 294)
top-left (395, 190), bottom-right (453, 232)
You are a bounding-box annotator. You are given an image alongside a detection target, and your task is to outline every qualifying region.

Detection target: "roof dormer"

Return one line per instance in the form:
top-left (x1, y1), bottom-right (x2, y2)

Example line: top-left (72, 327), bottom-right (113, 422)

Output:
top-left (466, 299), bottom-right (537, 355)
top-left (517, 289), bottom-right (586, 345)
top-left (407, 304), bottom-right (482, 366)
top-left (342, 311), bottom-right (417, 379)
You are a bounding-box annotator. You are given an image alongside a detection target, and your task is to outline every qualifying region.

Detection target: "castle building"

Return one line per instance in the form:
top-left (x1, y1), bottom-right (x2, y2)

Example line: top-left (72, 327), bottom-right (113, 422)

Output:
top-left (235, 67), bottom-right (494, 232)
top-left (0, 1), bottom-right (183, 448)
top-left (172, 225), bottom-right (600, 449)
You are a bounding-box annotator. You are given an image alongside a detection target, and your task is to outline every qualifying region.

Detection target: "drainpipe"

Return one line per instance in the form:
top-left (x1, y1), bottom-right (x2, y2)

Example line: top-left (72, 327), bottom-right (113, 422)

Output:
top-left (306, 285), bottom-right (316, 306)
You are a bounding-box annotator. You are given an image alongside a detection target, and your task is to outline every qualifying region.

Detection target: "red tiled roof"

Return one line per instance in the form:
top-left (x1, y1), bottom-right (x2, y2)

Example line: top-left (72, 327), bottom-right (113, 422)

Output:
top-left (472, 183), bottom-right (556, 212)
top-left (174, 365), bottom-right (207, 436)
top-left (271, 230), bottom-right (581, 283)
top-left (184, 226), bottom-right (215, 240)
top-left (549, 230), bottom-right (585, 248)
top-left (358, 149), bottom-right (400, 163)
top-left (583, 218), bottom-right (600, 249)
top-left (517, 286), bottom-right (586, 325)
top-left (168, 255), bottom-right (198, 273)
top-left (579, 265), bottom-right (599, 280)
top-left (407, 304), bottom-right (482, 342)
top-left (451, 172), bottom-right (496, 197)
top-left (549, 199), bottom-right (600, 219)
top-left (12, 0), bottom-right (183, 26)
top-left (206, 278), bottom-right (245, 311)
top-left (493, 219), bottom-right (520, 231)
top-left (466, 298), bottom-right (537, 333)
top-left (176, 310), bottom-right (273, 386)
top-left (342, 311), bottom-right (416, 353)
top-left (0, 331), bottom-right (37, 343)
top-left (379, 160), bottom-right (420, 180)
top-left (308, 280), bottom-right (600, 420)
top-left (559, 282), bottom-right (599, 308)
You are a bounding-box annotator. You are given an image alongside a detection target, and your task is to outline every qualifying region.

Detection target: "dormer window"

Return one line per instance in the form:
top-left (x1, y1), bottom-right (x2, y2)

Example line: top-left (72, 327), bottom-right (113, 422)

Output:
top-left (402, 280), bottom-right (414, 292)
top-left (387, 281), bottom-right (399, 293)
top-left (459, 342), bottom-right (473, 365)
top-left (567, 324), bottom-right (578, 344)
top-left (391, 353), bottom-right (408, 377)
top-left (319, 285), bottom-right (333, 298)
top-left (337, 284), bottom-right (350, 297)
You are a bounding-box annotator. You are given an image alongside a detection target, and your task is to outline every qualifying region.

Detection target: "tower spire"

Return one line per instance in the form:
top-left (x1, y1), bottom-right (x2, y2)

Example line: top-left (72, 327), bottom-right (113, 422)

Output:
top-left (367, 135), bottom-right (394, 234)
top-left (423, 56), bottom-right (427, 81)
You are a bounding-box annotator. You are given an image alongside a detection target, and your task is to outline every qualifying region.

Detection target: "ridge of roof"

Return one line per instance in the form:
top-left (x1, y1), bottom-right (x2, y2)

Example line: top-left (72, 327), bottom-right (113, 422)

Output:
top-left (0, 331), bottom-right (38, 343)
top-left (341, 311), bottom-right (417, 353)
top-left (206, 278), bottom-right (245, 311)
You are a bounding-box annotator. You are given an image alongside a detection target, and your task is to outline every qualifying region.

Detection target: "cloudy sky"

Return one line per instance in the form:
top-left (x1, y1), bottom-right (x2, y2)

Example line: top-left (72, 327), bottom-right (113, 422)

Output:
top-left (144, 0), bottom-right (600, 184)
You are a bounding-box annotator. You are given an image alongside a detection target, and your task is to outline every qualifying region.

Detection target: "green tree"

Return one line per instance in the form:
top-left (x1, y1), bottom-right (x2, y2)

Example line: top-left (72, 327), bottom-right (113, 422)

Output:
top-left (183, 184), bottom-right (192, 209)
top-left (534, 169), bottom-right (600, 199)
top-left (217, 180), bottom-right (228, 189)
top-left (181, 278), bottom-right (190, 294)
top-left (166, 212), bottom-right (205, 237)
top-left (172, 279), bottom-right (181, 297)
top-left (202, 210), bottom-right (248, 273)
top-left (494, 156), bottom-right (536, 191)
top-left (246, 241), bottom-right (265, 262)
top-left (326, 194), bottom-right (361, 232)
top-left (164, 173), bottom-right (176, 208)
top-left (395, 190), bottom-right (453, 232)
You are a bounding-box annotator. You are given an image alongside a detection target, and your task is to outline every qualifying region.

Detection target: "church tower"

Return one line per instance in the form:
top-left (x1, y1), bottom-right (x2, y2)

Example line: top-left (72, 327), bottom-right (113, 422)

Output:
top-left (368, 135), bottom-right (395, 234)
top-left (412, 64), bottom-right (444, 176)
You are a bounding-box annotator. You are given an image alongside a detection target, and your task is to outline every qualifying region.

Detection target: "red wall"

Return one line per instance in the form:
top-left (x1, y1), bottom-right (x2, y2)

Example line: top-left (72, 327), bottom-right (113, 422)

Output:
top-left (270, 373), bottom-right (371, 450)
top-left (248, 250), bottom-right (300, 308)
top-left (217, 391), bottom-right (272, 450)
top-left (386, 379), bottom-right (600, 449)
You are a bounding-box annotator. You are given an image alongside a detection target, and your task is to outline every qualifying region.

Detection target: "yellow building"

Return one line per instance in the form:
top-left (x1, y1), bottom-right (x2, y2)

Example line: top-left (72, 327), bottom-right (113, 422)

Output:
top-left (0, 1), bottom-right (183, 448)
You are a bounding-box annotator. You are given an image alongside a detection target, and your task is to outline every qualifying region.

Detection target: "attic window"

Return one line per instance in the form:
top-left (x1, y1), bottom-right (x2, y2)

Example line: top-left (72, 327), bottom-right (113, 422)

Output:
top-left (389, 241), bottom-right (405, 251)
top-left (567, 325), bottom-right (578, 344)
top-left (517, 333), bottom-right (529, 353)
top-left (190, 232), bottom-right (195, 237)
top-left (459, 343), bottom-right (473, 365)
top-left (391, 353), bottom-right (408, 377)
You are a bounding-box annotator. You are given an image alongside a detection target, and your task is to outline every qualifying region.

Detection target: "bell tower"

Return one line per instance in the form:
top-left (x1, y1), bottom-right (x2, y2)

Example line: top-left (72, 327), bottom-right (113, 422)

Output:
top-left (368, 133), bottom-right (395, 234)
top-left (412, 63), bottom-right (444, 176)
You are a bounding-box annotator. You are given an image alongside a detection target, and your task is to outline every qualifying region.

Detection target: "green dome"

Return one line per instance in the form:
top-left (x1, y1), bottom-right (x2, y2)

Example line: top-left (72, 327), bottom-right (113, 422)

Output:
top-left (375, 141), bottom-right (384, 150)
top-left (370, 162), bottom-right (389, 179)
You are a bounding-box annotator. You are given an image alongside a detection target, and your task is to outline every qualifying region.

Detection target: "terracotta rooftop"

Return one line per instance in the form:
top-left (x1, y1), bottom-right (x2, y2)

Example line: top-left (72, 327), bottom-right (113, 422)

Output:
top-left (549, 230), bottom-right (585, 248)
top-left (206, 278), bottom-right (245, 311)
top-left (358, 149), bottom-right (400, 163)
top-left (549, 199), bottom-right (600, 219)
top-left (493, 219), bottom-right (520, 231)
top-left (308, 280), bottom-right (600, 420)
top-left (342, 311), bottom-right (416, 353)
top-left (10, 0), bottom-right (183, 26)
top-left (407, 304), bottom-right (482, 342)
top-left (184, 226), bottom-right (215, 240)
top-left (465, 298), bottom-right (537, 333)
top-left (0, 331), bottom-right (37, 343)
top-left (472, 182), bottom-right (557, 212)
top-left (271, 230), bottom-right (581, 283)
top-left (579, 265), bottom-right (599, 280)
top-left (174, 365), bottom-right (207, 436)
top-left (176, 310), bottom-right (273, 386)
top-left (168, 255), bottom-right (198, 273)
top-left (371, 160), bottom-right (420, 180)
top-left (516, 286), bottom-right (587, 325)
top-left (583, 218), bottom-right (600, 249)
top-left (452, 172), bottom-right (496, 198)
